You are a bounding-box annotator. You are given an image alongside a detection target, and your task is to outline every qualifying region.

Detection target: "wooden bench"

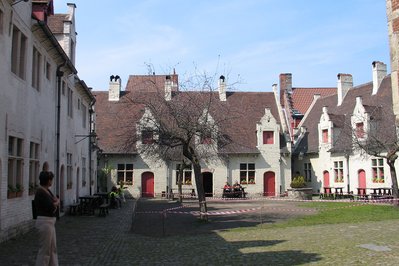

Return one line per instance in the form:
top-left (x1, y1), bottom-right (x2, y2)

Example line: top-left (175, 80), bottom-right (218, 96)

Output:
top-left (98, 203), bottom-right (110, 217)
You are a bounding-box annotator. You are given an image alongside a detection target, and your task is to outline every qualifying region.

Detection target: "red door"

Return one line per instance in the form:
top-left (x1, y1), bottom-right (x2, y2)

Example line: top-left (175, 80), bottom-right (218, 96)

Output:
top-left (263, 171), bottom-right (275, 197)
top-left (358, 169), bottom-right (366, 192)
top-left (323, 171), bottom-right (330, 187)
top-left (142, 172), bottom-right (154, 197)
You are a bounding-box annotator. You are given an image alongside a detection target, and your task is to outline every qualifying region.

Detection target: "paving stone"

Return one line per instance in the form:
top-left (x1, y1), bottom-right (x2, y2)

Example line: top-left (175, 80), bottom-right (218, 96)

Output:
top-left (0, 198), bottom-right (398, 265)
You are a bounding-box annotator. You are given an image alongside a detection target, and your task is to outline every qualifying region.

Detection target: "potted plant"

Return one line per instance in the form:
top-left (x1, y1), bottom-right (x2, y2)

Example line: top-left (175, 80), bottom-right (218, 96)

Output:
top-left (248, 178), bottom-right (255, 184)
top-left (288, 176), bottom-right (312, 200)
top-left (7, 184), bottom-right (17, 199)
top-left (290, 176), bottom-right (306, 188)
top-left (15, 183), bottom-right (24, 197)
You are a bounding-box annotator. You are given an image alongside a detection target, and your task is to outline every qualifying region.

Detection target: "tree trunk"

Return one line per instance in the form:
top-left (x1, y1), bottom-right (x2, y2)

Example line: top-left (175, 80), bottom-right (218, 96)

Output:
top-left (193, 162), bottom-right (208, 221)
top-left (182, 144), bottom-right (208, 221)
top-left (387, 159), bottom-right (399, 203)
top-left (178, 164), bottom-right (183, 203)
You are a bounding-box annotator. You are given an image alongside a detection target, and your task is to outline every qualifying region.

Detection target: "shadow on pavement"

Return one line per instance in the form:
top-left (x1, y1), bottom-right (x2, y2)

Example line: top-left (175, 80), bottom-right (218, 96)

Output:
top-left (131, 198), bottom-right (312, 237)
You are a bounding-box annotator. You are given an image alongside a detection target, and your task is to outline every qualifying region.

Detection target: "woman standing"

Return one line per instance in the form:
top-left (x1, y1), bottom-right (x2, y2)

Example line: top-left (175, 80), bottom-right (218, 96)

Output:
top-left (34, 171), bottom-right (60, 266)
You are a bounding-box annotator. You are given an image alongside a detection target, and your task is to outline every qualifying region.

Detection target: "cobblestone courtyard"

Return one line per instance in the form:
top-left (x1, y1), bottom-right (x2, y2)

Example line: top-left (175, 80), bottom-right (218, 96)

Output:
top-left (0, 198), bottom-right (398, 265)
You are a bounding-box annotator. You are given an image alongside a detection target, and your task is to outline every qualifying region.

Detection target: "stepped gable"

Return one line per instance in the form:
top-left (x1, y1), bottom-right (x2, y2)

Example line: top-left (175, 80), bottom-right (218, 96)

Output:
top-left (296, 76), bottom-right (394, 154)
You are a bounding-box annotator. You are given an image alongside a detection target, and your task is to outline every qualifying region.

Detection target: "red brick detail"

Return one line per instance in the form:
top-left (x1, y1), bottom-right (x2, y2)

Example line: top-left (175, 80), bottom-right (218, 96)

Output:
top-left (393, 17), bottom-right (399, 33)
top-left (392, 0), bottom-right (399, 12)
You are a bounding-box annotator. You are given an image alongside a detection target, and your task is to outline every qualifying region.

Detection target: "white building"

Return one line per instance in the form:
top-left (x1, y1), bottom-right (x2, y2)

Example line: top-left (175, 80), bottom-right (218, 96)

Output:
top-left (0, 0), bottom-right (95, 242)
top-left (94, 74), bottom-right (292, 198)
top-left (292, 62), bottom-right (399, 196)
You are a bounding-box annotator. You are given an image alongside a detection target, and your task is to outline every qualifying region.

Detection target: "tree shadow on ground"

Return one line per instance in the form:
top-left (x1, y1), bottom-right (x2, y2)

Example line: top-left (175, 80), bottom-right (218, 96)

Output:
top-left (130, 199), bottom-right (322, 265)
top-left (131, 198), bottom-right (311, 237)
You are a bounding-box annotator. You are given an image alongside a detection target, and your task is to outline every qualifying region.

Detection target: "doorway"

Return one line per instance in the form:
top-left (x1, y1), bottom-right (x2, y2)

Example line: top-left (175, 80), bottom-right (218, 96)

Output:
top-left (263, 171), bottom-right (275, 196)
top-left (142, 172), bottom-right (154, 197)
top-left (202, 172), bottom-right (213, 197)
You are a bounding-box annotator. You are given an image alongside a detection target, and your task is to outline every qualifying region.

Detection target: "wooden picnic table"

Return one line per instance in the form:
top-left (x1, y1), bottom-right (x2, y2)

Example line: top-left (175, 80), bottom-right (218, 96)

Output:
top-left (79, 195), bottom-right (101, 215)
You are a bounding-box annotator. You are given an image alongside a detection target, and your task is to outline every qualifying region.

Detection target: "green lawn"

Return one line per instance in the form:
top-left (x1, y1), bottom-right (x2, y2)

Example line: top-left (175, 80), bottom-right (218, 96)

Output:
top-left (260, 202), bottom-right (399, 229)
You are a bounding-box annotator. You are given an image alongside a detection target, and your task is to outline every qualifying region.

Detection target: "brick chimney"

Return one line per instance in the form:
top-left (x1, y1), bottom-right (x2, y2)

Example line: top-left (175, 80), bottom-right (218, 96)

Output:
top-left (337, 73), bottom-right (352, 106)
top-left (279, 73), bottom-right (292, 108)
top-left (218, 75), bottom-right (226, 101)
top-left (165, 75), bottom-right (172, 101)
top-left (372, 61), bottom-right (387, 95)
top-left (109, 75), bottom-right (121, 101)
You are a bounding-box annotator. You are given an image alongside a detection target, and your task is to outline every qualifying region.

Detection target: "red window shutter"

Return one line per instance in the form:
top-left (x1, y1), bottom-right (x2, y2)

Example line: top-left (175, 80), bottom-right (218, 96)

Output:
top-left (355, 122), bottom-right (364, 138)
top-left (263, 131), bottom-right (274, 144)
top-left (322, 129), bottom-right (328, 143)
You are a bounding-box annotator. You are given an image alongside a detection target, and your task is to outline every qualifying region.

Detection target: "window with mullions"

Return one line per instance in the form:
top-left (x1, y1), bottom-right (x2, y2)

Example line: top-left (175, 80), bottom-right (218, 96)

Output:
top-left (0, 9), bottom-right (4, 35)
top-left (67, 88), bottom-right (73, 118)
top-left (11, 25), bottom-right (27, 79)
top-left (304, 162), bottom-right (312, 182)
top-left (81, 103), bottom-right (87, 128)
top-left (372, 158), bottom-right (384, 183)
top-left (117, 163), bottom-right (133, 185)
top-left (29, 142), bottom-right (40, 193)
top-left (32, 47), bottom-right (42, 90)
top-left (240, 163), bottom-right (255, 184)
top-left (334, 161), bottom-right (343, 182)
top-left (175, 164), bottom-right (192, 185)
top-left (82, 157), bottom-right (86, 187)
top-left (8, 136), bottom-right (24, 196)
top-left (67, 153), bottom-right (72, 189)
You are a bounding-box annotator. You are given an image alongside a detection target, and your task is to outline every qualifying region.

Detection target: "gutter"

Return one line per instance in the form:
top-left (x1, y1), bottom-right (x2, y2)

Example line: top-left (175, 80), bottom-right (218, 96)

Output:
top-left (33, 18), bottom-right (77, 75)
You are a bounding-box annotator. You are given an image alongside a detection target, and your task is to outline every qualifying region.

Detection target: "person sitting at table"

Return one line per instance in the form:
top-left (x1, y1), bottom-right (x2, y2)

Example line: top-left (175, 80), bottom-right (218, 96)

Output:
top-left (233, 181), bottom-right (244, 198)
top-left (109, 186), bottom-right (122, 209)
top-left (118, 181), bottom-right (127, 202)
top-left (223, 182), bottom-right (232, 198)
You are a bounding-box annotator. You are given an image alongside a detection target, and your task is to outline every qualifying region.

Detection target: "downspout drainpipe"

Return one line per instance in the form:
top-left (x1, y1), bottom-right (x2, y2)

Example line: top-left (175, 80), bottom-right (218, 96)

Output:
top-left (56, 64), bottom-right (64, 218)
top-left (88, 98), bottom-right (96, 195)
top-left (346, 153), bottom-right (350, 194)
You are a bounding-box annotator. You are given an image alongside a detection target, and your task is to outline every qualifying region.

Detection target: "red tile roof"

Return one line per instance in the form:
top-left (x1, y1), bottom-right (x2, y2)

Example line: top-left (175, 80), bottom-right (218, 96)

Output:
top-left (291, 87), bottom-right (336, 115)
top-left (126, 74), bottom-right (178, 93)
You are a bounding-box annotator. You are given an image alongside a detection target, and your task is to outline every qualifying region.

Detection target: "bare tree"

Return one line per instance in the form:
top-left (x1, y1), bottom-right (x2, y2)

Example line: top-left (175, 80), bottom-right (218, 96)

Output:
top-left (339, 105), bottom-right (399, 200)
top-left (122, 72), bottom-right (239, 220)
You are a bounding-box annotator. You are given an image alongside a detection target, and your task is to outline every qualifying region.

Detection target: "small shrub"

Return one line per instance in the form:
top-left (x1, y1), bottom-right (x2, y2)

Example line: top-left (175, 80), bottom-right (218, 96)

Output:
top-left (290, 176), bottom-right (306, 188)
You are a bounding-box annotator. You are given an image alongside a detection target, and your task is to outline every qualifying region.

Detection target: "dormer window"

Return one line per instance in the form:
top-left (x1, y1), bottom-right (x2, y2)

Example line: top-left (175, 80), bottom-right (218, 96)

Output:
top-left (262, 131), bottom-right (274, 144)
top-left (322, 129), bottom-right (328, 143)
top-left (142, 130), bottom-right (154, 144)
top-left (200, 132), bottom-right (212, 144)
top-left (355, 122), bottom-right (365, 138)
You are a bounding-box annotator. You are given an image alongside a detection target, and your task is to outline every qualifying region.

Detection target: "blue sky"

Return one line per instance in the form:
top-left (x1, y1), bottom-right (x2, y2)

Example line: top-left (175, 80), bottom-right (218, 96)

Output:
top-left (54, 0), bottom-right (389, 92)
